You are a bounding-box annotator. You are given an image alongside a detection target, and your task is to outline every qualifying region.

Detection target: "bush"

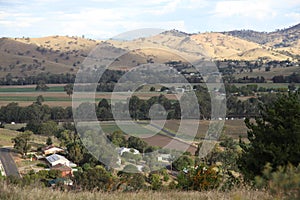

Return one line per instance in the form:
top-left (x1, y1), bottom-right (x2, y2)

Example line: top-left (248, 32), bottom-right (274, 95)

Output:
top-left (172, 155), bottom-right (193, 171)
top-left (148, 173), bottom-right (162, 190)
top-left (122, 164), bottom-right (139, 173)
top-left (177, 164), bottom-right (221, 191)
top-left (36, 163), bottom-right (48, 168)
top-left (255, 163), bottom-right (300, 200)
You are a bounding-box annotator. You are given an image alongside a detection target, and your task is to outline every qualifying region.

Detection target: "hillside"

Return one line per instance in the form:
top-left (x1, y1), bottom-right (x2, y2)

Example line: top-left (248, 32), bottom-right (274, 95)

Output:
top-left (0, 24), bottom-right (299, 78)
top-left (190, 33), bottom-right (290, 61)
top-left (225, 23), bottom-right (300, 57)
top-left (0, 36), bottom-right (99, 77)
top-left (108, 30), bottom-right (206, 62)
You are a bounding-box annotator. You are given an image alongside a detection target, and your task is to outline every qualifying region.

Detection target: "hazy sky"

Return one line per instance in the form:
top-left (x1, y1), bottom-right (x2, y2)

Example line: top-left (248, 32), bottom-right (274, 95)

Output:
top-left (0, 0), bottom-right (299, 39)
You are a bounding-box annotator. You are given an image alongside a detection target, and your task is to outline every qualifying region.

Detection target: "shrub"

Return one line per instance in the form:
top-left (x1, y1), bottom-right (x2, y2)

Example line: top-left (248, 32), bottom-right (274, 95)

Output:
top-left (148, 173), bottom-right (162, 190)
top-left (177, 164), bottom-right (221, 191)
top-left (255, 163), bottom-right (300, 200)
top-left (36, 163), bottom-right (48, 168)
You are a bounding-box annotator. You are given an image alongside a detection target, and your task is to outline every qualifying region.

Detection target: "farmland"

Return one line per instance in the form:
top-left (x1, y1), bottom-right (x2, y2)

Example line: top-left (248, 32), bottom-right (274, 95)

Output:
top-left (0, 82), bottom-right (298, 108)
top-left (0, 84), bottom-right (182, 107)
top-left (97, 119), bottom-right (247, 154)
top-left (234, 65), bottom-right (300, 79)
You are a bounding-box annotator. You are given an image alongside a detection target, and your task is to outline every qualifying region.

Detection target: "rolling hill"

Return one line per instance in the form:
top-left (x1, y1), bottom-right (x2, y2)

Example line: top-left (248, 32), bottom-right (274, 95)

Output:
top-left (225, 23), bottom-right (300, 57)
top-left (190, 32), bottom-right (290, 60)
top-left (0, 24), bottom-right (299, 78)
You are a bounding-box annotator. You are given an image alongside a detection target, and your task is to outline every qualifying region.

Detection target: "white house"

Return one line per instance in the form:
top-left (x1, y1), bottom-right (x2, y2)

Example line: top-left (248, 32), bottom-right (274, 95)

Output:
top-left (118, 147), bottom-right (140, 156)
top-left (46, 154), bottom-right (76, 167)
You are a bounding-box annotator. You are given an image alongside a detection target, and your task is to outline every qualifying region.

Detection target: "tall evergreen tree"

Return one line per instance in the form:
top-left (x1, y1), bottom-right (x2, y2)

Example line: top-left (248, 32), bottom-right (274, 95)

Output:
top-left (239, 92), bottom-right (300, 180)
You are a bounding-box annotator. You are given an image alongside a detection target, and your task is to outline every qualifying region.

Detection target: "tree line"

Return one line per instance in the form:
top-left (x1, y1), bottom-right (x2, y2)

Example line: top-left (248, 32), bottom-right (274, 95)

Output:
top-left (272, 72), bottom-right (300, 83)
top-left (0, 89), bottom-right (288, 127)
top-left (0, 70), bottom-right (124, 86)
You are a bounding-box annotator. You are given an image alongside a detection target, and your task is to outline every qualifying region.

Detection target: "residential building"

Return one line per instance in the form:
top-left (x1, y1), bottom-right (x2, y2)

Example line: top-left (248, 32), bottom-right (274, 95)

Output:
top-left (46, 154), bottom-right (76, 168)
top-left (43, 145), bottom-right (64, 155)
top-left (51, 163), bottom-right (73, 177)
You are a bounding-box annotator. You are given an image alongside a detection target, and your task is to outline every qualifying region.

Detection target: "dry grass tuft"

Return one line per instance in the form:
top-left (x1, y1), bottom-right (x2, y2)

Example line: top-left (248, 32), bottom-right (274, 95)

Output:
top-left (0, 182), bottom-right (273, 200)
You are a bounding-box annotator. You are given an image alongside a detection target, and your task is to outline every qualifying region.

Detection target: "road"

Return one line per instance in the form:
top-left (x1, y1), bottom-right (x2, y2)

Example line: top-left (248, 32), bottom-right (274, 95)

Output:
top-left (0, 148), bottom-right (20, 177)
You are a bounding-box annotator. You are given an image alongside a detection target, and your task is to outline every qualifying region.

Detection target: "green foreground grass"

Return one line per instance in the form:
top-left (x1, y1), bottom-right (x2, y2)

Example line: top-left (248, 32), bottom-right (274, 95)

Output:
top-left (0, 182), bottom-right (272, 200)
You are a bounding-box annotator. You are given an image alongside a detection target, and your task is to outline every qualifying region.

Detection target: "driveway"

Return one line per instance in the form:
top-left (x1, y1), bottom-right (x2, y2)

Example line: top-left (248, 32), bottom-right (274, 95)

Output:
top-left (0, 147), bottom-right (20, 177)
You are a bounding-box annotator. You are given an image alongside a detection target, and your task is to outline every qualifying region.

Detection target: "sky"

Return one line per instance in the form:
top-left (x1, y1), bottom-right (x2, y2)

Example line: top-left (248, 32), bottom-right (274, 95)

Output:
top-left (0, 0), bottom-right (299, 39)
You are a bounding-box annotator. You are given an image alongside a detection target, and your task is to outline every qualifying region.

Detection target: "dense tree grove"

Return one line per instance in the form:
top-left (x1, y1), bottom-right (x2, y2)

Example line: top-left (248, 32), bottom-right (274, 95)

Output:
top-left (0, 101), bottom-right (72, 124)
top-left (272, 72), bottom-right (300, 83)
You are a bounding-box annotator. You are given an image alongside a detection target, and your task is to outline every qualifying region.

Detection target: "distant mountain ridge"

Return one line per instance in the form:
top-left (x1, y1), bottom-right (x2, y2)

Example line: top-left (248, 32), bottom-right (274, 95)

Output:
top-left (224, 23), bottom-right (300, 54)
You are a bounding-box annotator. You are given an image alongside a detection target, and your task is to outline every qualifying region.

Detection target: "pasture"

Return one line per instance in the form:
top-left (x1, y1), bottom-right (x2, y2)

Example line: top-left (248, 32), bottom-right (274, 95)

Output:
top-left (234, 66), bottom-right (300, 79)
top-left (0, 84), bottom-right (181, 107)
top-left (97, 119), bottom-right (247, 154)
top-left (0, 82), bottom-right (298, 107)
top-left (0, 127), bottom-right (59, 147)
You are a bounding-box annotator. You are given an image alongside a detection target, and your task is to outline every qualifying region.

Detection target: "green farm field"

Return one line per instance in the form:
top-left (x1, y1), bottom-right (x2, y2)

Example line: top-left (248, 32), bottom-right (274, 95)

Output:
top-left (96, 119), bottom-right (247, 154)
top-left (0, 84), bottom-right (181, 107)
top-left (0, 86), bottom-right (64, 93)
top-left (2, 82), bottom-right (298, 108)
top-left (100, 119), bottom-right (247, 139)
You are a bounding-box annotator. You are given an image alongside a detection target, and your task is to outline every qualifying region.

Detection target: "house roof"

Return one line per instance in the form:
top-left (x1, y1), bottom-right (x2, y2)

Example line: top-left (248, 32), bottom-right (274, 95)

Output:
top-left (48, 178), bottom-right (73, 186)
top-left (49, 178), bottom-right (65, 185)
top-left (43, 145), bottom-right (63, 152)
top-left (43, 145), bottom-right (54, 151)
top-left (51, 163), bottom-right (72, 171)
top-left (46, 154), bottom-right (67, 163)
top-left (46, 154), bottom-right (77, 167)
